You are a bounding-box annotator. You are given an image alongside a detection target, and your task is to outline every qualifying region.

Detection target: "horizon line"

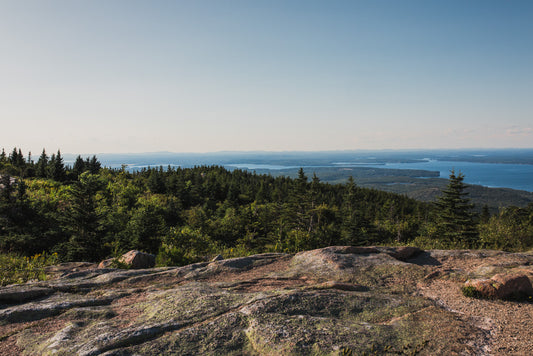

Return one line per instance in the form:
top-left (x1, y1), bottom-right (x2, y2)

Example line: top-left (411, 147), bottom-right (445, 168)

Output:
top-left (71, 147), bottom-right (533, 156)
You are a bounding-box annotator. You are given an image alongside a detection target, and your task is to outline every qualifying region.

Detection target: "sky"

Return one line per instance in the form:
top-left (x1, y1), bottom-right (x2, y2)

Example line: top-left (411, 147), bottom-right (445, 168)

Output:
top-left (1, 0), bottom-right (532, 154)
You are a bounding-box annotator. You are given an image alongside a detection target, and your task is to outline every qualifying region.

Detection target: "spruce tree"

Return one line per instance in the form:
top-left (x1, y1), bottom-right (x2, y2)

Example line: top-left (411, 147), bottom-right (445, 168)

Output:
top-left (255, 182), bottom-right (268, 203)
top-left (64, 172), bottom-right (106, 261)
top-left (340, 176), bottom-right (374, 245)
top-left (17, 148), bottom-right (24, 167)
top-left (8, 148), bottom-right (25, 168)
top-left (291, 168), bottom-right (310, 230)
top-left (88, 155), bottom-right (101, 174)
top-left (0, 174), bottom-right (15, 239)
top-left (72, 155), bottom-right (86, 179)
top-left (435, 170), bottom-right (478, 247)
top-left (8, 148), bottom-right (18, 166)
top-left (49, 150), bottom-right (66, 181)
top-left (36, 149), bottom-right (48, 178)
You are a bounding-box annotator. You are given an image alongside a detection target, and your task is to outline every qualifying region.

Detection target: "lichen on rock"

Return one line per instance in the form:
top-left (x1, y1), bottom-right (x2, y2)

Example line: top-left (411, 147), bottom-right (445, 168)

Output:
top-left (1, 246), bottom-right (532, 355)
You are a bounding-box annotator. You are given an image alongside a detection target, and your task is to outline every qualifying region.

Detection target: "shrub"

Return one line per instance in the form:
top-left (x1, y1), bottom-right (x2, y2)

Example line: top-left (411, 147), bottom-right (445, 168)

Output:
top-left (156, 226), bottom-right (220, 266)
top-left (0, 251), bottom-right (59, 286)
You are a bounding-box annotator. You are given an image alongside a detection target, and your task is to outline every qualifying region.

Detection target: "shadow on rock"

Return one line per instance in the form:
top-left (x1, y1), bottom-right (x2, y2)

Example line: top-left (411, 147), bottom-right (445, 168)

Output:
top-left (405, 251), bottom-right (441, 266)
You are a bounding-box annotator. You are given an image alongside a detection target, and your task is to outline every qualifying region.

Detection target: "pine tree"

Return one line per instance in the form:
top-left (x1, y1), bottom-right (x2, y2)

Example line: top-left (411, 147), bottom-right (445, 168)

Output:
top-left (64, 172), bottom-right (106, 261)
top-left (36, 149), bottom-right (48, 178)
top-left (435, 170), bottom-right (478, 247)
top-left (0, 174), bottom-right (15, 239)
top-left (17, 148), bottom-right (24, 167)
top-left (72, 155), bottom-right (86, 179)
top-left (24, 151), bottom-right (35, 177)
top-left (88, 155), bottom-right (101, 174)
top-left (226, 182), bottom-right (240, 206)
top-left (8, 148), bottom-right (25, 168)
top-left (148, 167), bottom-right (166, 194)
top-left (8, 148), bottom-right (18, 166)
top-left (340, 176), bottom-right (374, 245)
top-left (49, 150), bottom-right (66, 181)
top-left (480, 205), bottom-right (491, 223)
top-left (255, 181), bottom-right (268, 203)
top-left (290, 168), bottom-right (310, 230)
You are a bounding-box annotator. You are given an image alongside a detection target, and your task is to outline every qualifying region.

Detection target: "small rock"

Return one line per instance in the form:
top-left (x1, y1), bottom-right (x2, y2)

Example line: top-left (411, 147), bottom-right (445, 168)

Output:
top-left (98, 258), bottom-right (115, 269)
top-left (464, 279), bottom-right (498, 299)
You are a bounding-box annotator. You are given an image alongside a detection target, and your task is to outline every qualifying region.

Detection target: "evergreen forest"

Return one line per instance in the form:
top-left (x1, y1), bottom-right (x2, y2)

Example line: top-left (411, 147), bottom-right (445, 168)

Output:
top-left (1, 147), bottom-right (532, 268)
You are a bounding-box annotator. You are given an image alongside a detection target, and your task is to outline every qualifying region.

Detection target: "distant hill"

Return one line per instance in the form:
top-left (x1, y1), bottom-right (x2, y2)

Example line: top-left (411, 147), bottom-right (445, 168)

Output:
top-left (365, 178), bottom-right (533, 212)
top-left (261, 167), bottom-right (533, 211)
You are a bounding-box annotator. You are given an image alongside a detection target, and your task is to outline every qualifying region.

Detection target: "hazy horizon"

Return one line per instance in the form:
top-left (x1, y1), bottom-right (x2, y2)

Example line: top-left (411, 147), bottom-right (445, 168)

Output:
top-left (4, 146), bottom-right (533, 158)
top-left (46, 147), bottom-right (533, 157)
top-left (2, 1), bottom-right (532, 154)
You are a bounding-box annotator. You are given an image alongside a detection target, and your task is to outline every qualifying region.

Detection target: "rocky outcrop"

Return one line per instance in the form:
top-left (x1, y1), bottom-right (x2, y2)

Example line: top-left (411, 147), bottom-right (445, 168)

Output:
top-left (1, 246), bottom-right (532, 355)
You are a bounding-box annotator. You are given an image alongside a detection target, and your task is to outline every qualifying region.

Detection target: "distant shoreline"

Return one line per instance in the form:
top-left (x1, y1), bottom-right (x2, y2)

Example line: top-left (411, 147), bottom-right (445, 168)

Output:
top-left (57, 149), bottom-right (533, 193)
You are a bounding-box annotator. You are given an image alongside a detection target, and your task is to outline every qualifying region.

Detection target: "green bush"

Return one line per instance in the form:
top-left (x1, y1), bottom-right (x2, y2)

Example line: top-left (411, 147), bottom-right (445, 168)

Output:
top-left (156, 227), bottom-right (220, 266)
top-left (0, 251), bottom-right (59, 286)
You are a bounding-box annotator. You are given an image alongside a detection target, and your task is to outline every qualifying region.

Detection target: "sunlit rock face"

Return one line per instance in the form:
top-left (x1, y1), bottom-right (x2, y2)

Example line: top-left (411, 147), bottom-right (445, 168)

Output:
top-left (1, 247), bottom-right (532, 355)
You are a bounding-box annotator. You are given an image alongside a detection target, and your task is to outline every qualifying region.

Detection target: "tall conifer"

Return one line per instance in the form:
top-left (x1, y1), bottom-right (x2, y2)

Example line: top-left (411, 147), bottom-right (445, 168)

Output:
top-left (435, 170), bottom-right (478, 247)
top-left (36, 149), bottom-right (49, 178)
top-left (49, 150), bottom-right (66, 181)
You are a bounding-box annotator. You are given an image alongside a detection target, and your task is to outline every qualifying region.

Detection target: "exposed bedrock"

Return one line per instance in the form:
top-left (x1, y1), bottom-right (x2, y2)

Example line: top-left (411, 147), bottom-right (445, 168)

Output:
top-left (1, 246), bottom-right (532, 355)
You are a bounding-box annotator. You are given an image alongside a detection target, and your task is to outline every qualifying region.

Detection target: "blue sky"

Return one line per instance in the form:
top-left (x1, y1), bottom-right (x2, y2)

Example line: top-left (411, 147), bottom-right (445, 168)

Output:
top-left (1, 0), bottom-right (532, 154)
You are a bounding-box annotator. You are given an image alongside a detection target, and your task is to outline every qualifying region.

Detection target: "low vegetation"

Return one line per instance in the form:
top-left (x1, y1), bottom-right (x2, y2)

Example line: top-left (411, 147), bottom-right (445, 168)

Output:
top-left (0, 251), bottom-right (58, 286)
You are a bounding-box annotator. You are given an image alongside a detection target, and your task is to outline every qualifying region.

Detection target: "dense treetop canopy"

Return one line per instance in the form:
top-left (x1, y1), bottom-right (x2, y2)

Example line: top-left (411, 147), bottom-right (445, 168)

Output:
top-left (1, 147), bottom-right (532, 264)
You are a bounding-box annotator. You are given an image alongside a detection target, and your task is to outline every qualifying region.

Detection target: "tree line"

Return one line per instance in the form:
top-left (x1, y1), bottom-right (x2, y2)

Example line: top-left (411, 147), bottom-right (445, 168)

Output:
top-left (1, 147), bottom-right (532, 265)
top-left (0, 147), bottom-right (100, 181)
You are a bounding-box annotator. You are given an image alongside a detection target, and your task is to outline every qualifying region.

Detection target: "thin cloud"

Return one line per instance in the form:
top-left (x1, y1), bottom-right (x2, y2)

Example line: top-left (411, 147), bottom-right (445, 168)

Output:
top-left (505, 127), bottom-right (533, 136)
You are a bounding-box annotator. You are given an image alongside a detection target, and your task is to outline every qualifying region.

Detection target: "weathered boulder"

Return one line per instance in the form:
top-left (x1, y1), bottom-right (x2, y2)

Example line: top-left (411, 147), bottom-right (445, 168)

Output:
top-left (119, 250), bottom-right (156, 269)
top-left (465, 273), bottom-right (533, 300)
top-left (98, 250), bottom-right (156, 269)
top-left (491, 273), bottom-right (533, 299)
